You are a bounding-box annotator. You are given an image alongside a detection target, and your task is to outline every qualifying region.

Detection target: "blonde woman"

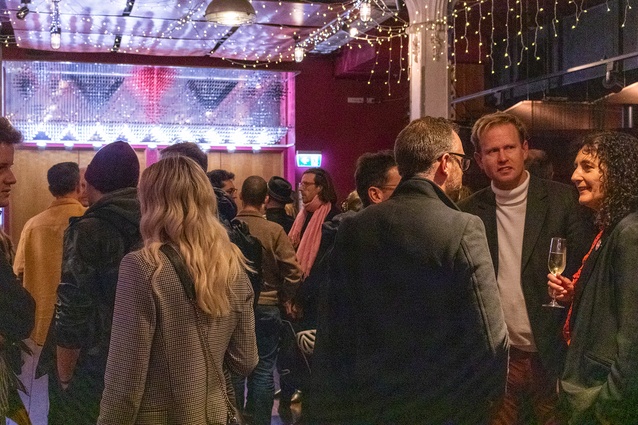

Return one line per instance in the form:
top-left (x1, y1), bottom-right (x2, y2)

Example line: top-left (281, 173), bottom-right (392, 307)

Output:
top-left (98, 156), bottom-right (258, 425)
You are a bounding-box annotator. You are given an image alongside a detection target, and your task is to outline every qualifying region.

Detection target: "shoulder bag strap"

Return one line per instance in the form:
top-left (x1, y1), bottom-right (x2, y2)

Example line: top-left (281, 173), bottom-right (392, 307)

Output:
top-left (159, 244), bottom-right (240, 424)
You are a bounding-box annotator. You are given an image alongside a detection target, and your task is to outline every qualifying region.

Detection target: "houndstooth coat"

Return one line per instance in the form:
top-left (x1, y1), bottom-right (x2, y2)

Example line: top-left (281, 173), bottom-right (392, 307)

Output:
top-left (98, 250), bottom-right (258, 425)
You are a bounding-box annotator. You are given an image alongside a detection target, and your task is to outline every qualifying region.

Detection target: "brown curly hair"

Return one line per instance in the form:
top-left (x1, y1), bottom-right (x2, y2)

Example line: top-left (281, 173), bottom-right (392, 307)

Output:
top-left (578, 131), bottom-right (638, 230)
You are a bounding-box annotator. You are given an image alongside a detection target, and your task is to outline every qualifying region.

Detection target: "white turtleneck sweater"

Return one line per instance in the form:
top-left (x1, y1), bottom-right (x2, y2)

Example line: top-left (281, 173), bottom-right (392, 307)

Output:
top-left (492, 171), bottom-right (536, 351)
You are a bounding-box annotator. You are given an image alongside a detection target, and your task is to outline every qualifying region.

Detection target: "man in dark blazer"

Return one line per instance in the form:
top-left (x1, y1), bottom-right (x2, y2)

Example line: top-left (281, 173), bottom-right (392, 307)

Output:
top-left (310, 117), bottom-right (509, 425)
top-left (459, 112), bottom-right (595, 425)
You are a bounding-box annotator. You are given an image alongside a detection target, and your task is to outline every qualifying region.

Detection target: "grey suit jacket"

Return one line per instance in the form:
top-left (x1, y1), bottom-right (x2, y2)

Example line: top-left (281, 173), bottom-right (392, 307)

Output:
top-left (98, 250), bottom-right (258, 425)
top-left (459, 175), bottom-right (596, 376)
top-left (311, 177), bottom-right (508, 424)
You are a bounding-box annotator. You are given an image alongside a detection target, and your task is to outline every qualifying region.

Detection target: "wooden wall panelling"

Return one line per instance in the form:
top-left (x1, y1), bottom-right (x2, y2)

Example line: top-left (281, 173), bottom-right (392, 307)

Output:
top-left (206, 151), bottom-right (223, 171)
top-left (219, 151), bottom-right (284, 193)
top-left (9, 148), bottom-right (147, 244)
top-left (10, 149), bottom-right (80, 243)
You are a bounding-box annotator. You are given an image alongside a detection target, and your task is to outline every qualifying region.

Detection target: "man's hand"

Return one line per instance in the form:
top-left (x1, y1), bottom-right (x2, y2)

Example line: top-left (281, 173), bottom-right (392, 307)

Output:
top-left (56, 346), bottom-right (80, 390)
top-left (283, 300), bottom-right (302, 320)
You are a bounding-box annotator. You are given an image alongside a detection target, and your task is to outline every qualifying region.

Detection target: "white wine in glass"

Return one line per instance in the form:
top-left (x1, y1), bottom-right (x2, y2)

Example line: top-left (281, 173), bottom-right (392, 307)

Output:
top-left (544, 237), bottom-right (566, 308)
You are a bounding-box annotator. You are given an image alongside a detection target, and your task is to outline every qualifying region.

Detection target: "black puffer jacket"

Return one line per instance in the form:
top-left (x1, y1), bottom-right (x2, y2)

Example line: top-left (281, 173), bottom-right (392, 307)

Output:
top-left (38, 187), bottom-right (141, 378)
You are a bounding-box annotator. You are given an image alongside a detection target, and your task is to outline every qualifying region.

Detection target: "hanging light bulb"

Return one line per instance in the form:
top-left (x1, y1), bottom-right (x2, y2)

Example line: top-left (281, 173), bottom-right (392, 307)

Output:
top-left (50, 0), bottom-right (61, 50)
top-left (294, 45), bottom-right (304, 63)
top-left (50, 27), bottom-right (61, 49)
top-left (359, 0), bottom-right (372, 22)
top-left (349, 26), bottom-right (359, 37)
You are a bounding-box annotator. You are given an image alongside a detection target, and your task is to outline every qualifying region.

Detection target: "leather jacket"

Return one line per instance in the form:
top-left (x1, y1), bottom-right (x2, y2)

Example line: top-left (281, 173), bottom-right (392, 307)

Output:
top-left (38, 187), bottom-right (141, 378)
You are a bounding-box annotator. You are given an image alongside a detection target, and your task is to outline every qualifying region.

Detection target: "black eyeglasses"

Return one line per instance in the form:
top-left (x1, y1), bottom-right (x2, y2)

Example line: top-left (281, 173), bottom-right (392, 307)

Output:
top-left (448, 152), bottom-right (471, 172)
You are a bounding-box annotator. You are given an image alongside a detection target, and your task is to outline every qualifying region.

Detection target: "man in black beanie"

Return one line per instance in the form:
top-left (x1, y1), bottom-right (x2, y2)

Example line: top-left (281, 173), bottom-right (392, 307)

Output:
top-left (39, 141), bottom-right (142, 425)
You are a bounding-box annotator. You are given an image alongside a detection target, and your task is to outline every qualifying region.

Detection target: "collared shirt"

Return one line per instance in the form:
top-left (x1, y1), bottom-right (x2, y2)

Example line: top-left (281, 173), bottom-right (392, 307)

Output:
top-left (13, 197), bottom-right (86, 345)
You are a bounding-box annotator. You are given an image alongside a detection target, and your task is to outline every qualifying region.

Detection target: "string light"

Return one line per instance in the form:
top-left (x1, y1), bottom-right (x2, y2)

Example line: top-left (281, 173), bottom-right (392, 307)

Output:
top-left (517, 0), bottom-right (526, 66)
top-left (504, 0), bottom-right (511, 69)
top-left (463, 2), bottom-right (469, 54)
top-left (447, 0), bottom-right (636, 78)
top-left (623, 0), bottom-right (632, 27)
top-left (490, 0), bottom-right (495, 74)
top-left (553, 0), bottom-right (559, 37)
top-left (533, 0), bottom-right (542, 60)
top-left (477, 0), bottom-right (482, 64)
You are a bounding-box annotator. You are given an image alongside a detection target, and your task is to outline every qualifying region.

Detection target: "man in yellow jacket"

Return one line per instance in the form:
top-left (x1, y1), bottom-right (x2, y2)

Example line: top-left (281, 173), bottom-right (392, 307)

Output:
top-left (13, 161), bottom-right (86, 422)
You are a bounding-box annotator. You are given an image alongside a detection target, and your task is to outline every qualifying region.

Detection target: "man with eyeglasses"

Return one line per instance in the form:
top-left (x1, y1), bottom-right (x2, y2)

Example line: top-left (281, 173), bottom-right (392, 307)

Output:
top-left (308, 117), bottom-right (508, 425)
top-left (207, 169), bottom-right (238, 204)
top-left (459, 112), bottom-right (595, 425)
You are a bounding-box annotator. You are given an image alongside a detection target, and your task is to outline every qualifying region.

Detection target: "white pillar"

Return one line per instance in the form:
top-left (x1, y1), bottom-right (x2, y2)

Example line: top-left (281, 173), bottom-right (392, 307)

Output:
top-left (404, 0), bottom-right (451, 120)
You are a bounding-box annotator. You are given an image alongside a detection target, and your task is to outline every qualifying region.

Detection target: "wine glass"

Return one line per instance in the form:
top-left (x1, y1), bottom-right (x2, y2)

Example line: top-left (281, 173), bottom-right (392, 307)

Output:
top-left (543, 237), bottom-right (566, 308)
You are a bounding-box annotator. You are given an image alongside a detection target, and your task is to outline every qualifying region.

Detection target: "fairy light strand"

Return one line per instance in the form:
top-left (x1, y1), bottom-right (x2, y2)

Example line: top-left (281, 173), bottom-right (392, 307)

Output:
top-left (622, 0), bottom-right (631, 27)
top-left (504, 0), bottom-right (511, 68)
top-left (490, 0), bottom-right (495, 74)
top-left (517, 0), bottom-right (526, 66)
top-left (534, 0), bottom-right (541, 60)
top-left (477, 0), bottom-right (482, 64)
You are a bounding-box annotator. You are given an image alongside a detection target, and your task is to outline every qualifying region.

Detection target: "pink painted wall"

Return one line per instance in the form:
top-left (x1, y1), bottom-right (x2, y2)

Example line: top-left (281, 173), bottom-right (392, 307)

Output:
top-left (294, 55), bottom-right (410, 203)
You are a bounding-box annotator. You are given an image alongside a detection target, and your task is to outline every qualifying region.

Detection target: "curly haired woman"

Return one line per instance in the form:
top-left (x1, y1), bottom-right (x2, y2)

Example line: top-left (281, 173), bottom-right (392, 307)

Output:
top-left (548, 131), bottom-right (638, 424)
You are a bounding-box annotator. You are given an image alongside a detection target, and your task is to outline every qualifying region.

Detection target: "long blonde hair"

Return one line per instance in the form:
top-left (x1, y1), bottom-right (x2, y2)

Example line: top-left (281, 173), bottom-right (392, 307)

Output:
top-left (138, 155), bottom-right (246, 317)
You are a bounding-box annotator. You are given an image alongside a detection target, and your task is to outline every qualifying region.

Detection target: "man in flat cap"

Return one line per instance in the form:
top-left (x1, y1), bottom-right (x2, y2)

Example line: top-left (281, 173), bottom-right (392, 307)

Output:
top-left (39, 141), bottom-right (142, 425)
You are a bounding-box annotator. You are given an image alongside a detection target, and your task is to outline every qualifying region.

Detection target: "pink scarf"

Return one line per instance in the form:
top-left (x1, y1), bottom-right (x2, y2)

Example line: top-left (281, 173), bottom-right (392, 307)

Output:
top-left (289, 195), bottom-right (331, 276)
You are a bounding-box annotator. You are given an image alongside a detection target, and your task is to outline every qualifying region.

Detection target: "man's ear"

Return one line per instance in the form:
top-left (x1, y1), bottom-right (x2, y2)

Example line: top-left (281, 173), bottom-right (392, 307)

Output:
top-left (430, 154), bottom-right (450, 189)
top-left (368, 187), bottom-right (383, 205)
top-left (440, 153), bottom-right (452, 177)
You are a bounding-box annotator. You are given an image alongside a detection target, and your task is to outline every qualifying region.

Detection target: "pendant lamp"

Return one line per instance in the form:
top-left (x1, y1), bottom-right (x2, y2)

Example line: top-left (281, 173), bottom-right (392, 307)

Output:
top-left (205, 0), bottom-right (256, 26)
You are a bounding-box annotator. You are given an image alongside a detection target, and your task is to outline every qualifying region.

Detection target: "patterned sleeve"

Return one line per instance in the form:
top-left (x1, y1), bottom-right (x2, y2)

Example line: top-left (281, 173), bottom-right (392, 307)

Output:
top-left (98, 252), bottom-right (156, 425)
top-left (224, 272), bottom-right (258, 377)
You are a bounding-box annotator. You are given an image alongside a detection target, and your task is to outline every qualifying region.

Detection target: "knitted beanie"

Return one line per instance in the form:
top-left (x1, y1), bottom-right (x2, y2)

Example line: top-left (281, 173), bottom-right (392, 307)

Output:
top-left (85, 141), bottom-right (140, 193)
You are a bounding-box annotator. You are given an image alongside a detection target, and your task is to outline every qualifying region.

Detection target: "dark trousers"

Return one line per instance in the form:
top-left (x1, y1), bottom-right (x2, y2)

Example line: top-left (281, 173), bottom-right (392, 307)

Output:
top-left (48, 369), bottom-right (102, 425)
top-left (232, 305), bottom-right (283, 425)
top-left (490, 347), bottom-right (562, 425)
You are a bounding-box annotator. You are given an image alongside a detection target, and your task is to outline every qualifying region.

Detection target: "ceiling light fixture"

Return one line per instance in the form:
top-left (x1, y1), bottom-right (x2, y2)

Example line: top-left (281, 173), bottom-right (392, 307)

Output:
top-left (204, 0), bottom-right (256, 26)
top-left (359, 0), bottom-right (372, 22)
top-left (50, 0), bottom-right (61, 50)
top-left (603, 62), bottom-right (624, 94)
top-left (16, 1), bottom-right (30, 20)
top-left (294, 45), bottom-right (304, 63)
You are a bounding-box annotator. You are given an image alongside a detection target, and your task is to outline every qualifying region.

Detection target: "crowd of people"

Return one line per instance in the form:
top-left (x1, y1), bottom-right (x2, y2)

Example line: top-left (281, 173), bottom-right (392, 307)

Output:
top-left (0, 111), bottom-right (637, 425)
